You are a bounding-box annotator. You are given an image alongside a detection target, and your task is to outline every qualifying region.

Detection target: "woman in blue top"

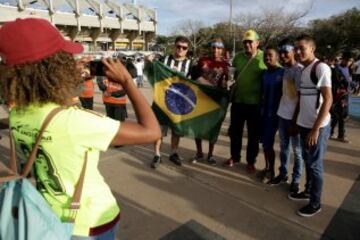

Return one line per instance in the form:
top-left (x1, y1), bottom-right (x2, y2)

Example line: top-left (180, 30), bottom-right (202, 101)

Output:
top-left (258, 46), bottom-right (284, 183)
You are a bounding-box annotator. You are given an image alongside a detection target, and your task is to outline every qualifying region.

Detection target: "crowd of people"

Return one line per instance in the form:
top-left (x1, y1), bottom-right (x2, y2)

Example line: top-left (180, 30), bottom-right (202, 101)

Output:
top-left (0, 16), bottom-right (359, 239)
top-left (76, 55), bottom-right (145, 124)
top-left (145, 30), bottom-right (359, 219)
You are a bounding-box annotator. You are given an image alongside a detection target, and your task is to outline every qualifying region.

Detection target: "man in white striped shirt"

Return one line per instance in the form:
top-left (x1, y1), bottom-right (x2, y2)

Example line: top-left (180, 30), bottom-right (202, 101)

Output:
top-left (151, 36), bottom-right (192, 168)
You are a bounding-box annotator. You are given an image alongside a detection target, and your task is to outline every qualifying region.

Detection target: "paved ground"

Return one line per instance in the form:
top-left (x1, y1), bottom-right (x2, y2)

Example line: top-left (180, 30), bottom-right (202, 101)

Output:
top-left (0, 83), bottom-right (359, 240)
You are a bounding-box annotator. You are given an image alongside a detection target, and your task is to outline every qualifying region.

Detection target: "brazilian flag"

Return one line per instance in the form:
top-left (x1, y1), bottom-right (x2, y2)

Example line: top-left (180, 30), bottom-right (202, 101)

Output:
top-left (145, 61), bottom-right (229, 142)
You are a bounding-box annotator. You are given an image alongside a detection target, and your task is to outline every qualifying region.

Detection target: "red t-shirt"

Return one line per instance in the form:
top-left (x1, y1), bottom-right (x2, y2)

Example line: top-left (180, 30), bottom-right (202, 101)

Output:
top-left (195, 56), bottom-right (229, 88)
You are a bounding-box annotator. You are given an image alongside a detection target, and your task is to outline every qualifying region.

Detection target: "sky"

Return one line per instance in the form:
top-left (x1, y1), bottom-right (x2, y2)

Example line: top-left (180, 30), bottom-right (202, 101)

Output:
top-left (123, 0), bottom-right (360, 35)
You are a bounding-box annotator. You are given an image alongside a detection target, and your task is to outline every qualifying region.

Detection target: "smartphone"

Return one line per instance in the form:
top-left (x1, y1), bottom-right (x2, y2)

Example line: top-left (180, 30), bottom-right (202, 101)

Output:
top-left (90, 60), bottom-right (106, 76)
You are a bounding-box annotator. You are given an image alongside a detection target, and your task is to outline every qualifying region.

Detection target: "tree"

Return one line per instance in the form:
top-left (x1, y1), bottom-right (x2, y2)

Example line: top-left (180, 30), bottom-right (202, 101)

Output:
top-left (211, 22), bottom-right (242, 54)
top-left (234, 5), bottom-right (312, 46)
top-left (172, 20), bottom-right (214, 56)
top-left (151, 35), bottom-right (175, 54)
top-left (310, 7), bottom-right (360, 57)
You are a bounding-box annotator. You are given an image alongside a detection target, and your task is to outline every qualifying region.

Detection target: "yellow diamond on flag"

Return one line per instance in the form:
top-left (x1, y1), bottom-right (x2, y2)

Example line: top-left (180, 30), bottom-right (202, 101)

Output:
top-left (153, 76), bottom-right (220, 124)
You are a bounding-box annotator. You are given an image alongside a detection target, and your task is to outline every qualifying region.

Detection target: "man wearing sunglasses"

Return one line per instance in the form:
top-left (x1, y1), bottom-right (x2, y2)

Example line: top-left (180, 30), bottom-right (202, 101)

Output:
top-left (226, 29), bottom-right (266, 173)
top-left (151, 36), bottom-right (192, 168)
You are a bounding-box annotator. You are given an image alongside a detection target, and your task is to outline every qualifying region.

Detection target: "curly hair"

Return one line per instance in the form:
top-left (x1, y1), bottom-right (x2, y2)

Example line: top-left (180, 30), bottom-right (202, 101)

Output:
top-left (0, 51), bottom-right (81, 109)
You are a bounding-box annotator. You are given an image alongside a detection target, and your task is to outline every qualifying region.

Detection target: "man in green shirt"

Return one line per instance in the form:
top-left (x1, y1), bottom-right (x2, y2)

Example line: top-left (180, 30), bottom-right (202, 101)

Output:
top-left (225, 30), bottom-right (267, 173)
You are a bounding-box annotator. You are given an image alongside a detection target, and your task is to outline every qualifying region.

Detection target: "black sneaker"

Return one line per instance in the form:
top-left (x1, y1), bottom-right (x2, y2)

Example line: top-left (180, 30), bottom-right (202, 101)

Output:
top-left (169, 153), bottom-right (182, 166)
top-left (263, 171), bottom-right (275, 184)
top-left (289, 182), bottom-right (300, 194)
top-left (297, 204), bottom-right (321, 217)
top-left (207, 156), bottom-right (217, 165)
top-left (151, 155), bottom-right (161, 169)
top-left (269, 175), bottom-right (289, 185)
top-left (190, 153), bottom-right (204, 164)
top-left (288, 191), bottom-right (310, 201)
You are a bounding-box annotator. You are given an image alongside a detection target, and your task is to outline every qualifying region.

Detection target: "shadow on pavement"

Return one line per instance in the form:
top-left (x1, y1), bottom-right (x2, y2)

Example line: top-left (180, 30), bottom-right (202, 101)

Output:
top-left (110, 153), bottom-right (324, 240)
top-left (321, 175), bottom-right (360, 240)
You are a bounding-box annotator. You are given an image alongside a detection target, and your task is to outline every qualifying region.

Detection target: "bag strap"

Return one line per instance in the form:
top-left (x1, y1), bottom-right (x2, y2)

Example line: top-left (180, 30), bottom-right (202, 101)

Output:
top-left (0, 131), bottom-right (22, 182)
top-left (20, 107), bottom-right (63, 177)
top-left (310, 60), bottom-right (321, 109)
top-left (9, 130), bottom-right (17, 174)
top-left (70, 151), bottom-right (88, 209)
top-left (0, 107), bottom-right (63, 183)
top-left (229, 55), bottom-right (255, 101)
top-left (2, 106), bottom-right (87, 219)
top-left (236, 55), bottom-right (255, 82)
top-left (21, 107), bottom-right (88, 206)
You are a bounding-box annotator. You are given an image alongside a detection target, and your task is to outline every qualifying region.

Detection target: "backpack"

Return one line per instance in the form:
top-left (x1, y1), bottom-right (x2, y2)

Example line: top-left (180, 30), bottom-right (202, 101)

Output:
top-left (310, 60), bottom-right (322, 109)
top-left (331, 66), bottom-right (350, 118)
top-left (0, 107), bottom-right (88, 240)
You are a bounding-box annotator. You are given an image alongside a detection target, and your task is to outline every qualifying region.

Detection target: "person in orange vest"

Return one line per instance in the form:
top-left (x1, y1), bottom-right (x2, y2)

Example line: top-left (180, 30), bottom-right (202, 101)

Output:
top-left (97, 76), bottom-right (127, 121)
top-left (79, 67), bottom-right (95, 110)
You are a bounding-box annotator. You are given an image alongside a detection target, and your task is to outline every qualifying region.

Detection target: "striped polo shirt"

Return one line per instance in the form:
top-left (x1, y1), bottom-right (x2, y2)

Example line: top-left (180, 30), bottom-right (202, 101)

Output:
top-left (163, 55), bottom-right (192, 77)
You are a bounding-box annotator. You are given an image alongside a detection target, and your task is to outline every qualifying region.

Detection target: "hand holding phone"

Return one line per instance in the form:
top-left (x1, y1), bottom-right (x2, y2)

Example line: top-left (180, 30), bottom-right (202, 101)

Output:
top-left (101, 58), bottom-right (133, 87)
top-left (90, 60), bottom-right (106, 76)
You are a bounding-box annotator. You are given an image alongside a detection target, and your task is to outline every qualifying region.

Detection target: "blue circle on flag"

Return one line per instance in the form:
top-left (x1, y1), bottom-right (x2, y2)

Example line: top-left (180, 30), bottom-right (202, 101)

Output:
top-left (165, 83), bottom-right (197, 115)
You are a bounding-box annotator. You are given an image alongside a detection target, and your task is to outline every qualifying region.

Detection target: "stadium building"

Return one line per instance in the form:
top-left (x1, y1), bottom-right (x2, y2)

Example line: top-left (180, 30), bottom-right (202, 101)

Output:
top-left (0, 0), bottom-right (157, 51)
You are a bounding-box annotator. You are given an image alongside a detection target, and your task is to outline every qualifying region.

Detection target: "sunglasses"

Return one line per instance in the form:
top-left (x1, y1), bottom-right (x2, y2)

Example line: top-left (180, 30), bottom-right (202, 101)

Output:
top-left (243, 40), bottom-right (254, 45)
top-left (176, 45), bottom-right (188, 50)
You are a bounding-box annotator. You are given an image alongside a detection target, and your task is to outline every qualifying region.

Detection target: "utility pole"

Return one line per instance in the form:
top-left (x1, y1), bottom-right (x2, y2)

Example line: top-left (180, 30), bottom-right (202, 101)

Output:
top-left (229, 0), bottom-right (236, 57)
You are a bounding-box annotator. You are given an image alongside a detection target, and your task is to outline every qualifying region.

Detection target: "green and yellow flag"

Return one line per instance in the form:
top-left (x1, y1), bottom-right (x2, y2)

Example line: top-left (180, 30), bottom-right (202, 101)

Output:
top-left (145, 61), bottom-right (229, 142)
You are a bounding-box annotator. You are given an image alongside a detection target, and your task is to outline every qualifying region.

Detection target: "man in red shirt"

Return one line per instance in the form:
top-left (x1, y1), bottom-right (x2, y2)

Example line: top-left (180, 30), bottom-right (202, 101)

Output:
top-left (190, 37), bottom-right (229, 165)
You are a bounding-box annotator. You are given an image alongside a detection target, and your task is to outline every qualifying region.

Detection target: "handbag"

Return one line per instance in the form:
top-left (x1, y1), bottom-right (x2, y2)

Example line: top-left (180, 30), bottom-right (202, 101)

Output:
top-left (0, 107), bottom-right (88, 240)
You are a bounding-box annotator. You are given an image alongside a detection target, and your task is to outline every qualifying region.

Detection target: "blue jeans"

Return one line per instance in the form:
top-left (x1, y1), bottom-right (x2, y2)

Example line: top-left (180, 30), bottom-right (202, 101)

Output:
top-left (278, 117), bottom-right (303, 183)
top-left (71, 221), bottom-right (119, 240)
top-left (299, 124), bottom-right (330, 208)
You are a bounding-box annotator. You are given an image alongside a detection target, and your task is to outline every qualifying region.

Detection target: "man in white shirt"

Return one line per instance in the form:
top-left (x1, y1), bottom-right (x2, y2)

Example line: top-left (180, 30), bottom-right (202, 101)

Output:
top-left (134, 57), bottom-right (144, 88)
top-left (269, 39), bottom-right (304, 195)
top-left (288, 35), bottom-right (332, 217)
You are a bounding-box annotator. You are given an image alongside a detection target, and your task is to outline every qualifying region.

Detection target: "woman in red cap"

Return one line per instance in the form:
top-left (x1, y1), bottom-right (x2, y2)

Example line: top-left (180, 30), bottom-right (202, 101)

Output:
top-left (0, 18), bottom-right (160, 239)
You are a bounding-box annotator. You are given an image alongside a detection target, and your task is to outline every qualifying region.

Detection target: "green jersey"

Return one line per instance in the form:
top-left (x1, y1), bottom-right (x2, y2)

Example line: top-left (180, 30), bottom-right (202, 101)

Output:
top-left (10, 103), bottom-right (120, 236)
top-left (232, 50), bottom-right (267, 104)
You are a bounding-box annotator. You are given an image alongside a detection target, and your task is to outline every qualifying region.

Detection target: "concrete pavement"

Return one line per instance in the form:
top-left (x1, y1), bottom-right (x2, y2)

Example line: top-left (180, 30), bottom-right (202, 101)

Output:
top-left (0, 83), bottom-right (359, 240)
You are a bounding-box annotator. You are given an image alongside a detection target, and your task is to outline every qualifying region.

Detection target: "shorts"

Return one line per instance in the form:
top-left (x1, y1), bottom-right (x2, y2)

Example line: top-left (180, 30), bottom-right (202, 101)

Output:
top-left (159, 125), bottom-right (184, 138)
top-left (160, 125), bottom-right (168, 137)
top-left (105, 104), bottom-right (127, 122)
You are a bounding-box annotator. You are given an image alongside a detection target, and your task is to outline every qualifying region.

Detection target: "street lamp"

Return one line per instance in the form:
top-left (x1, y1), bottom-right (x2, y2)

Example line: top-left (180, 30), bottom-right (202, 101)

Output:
top-left (229, 0), bottom-right (236, 57)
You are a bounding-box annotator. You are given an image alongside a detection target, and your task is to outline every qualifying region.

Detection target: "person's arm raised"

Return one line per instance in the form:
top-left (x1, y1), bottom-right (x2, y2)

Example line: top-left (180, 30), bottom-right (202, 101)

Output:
top-left (102, 58), bottom-right (161, 146)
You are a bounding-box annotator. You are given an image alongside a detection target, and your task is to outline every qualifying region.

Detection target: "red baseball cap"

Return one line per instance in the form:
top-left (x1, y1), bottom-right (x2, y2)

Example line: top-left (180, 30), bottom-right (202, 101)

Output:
top-left (0, 18), bottom-right (83, 66)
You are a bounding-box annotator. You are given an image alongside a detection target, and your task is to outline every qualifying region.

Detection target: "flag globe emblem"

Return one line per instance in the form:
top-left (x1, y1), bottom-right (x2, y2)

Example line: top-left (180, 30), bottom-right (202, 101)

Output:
top-left (153, 76), bottom-right (220, 124)
top-left (165, 83), bottom-right (197, 115)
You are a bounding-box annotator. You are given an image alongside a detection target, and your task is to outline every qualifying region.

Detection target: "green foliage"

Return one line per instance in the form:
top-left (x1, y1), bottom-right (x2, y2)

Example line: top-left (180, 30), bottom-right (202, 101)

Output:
top-left (153, 7), bottom-right (360, 59)
top-left (310, 7), bottom-right (360, 57)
